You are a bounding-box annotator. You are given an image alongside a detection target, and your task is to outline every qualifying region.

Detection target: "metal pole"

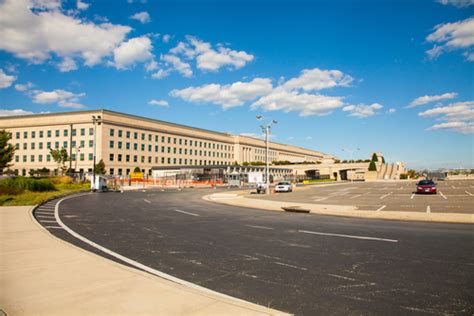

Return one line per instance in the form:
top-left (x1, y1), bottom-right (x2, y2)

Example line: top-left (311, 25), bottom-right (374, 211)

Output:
top-left (265, 126), bottom-right (270, 194)
top-left (92, 117), bottom-right (97, 190)
top-left (69, 123), bottom-right (73, 175)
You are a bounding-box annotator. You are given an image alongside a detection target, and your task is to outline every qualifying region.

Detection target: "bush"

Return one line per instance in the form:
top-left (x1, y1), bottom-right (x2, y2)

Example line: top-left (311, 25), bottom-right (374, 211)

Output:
top-left (400, 173), bottom-right (408, 180)
top-left (368, 161), bottom-right (377, 171)
top-left (0, 177), bottom-right (56, 192)
top-left (51, 176), bottom-right (73, 184)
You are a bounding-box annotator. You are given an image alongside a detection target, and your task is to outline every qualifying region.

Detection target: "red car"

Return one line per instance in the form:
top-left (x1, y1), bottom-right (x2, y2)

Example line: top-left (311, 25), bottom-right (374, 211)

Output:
top-left (416, 179), bottom-right (437, 194)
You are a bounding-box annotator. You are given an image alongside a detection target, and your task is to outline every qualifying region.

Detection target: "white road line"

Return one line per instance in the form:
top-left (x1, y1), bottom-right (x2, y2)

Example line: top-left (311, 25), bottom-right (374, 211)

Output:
top-left (426, 206), bottom-right (431, 213)
top-left (245, 225), bottom-right (274, 230)
top-left (328, 274), bottom-right (356, 281)
top-left (299, 230), bottom-right (398, 243)
top-left (40, 220), bottom-right (58, 223)
top-left (36, 211), bottom-right (54, 215)
top-left (174, 209), bottom-right (200, 217)
top-left (52, 195), bottom-right (266, 309)
top-left (313, 197), bottom-right (328, 202)
top-left (37, 215), bottom-right (55, 218)
top-left (143, 199), bottom-right (151, 204)
top-left (274, 262), bottom-right (307, 271)
top-left (45, 226), bottom-right (63, 229)
top-left (376, 205), bottom-right (386, 212)
top-left (380, 192), bottom-right (393, 200)
top-left (349, 194), bottom-right (362, 199)
top-left (439, 192), bottom-right (447, 200)
top-left (465, 191), bottom-right (473, 196)
top-left (411, 193), bottom-right (415, 200)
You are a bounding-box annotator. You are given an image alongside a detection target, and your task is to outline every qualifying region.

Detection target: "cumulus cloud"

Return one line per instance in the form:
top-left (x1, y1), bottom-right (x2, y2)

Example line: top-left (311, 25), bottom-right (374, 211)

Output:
top-left (281, 68), bottom-right (353, 92)
top-left (14, 82), bottom-right (34, 91)
top-left (387, 108), bottom-right (396, 114)
top-left (419, 101), bottom-right (474, 134)
top-left (0, 0), bottom-right (131, 68)
top-left (342, 103), bottom-right (383, 118)
top-left (437, 0), bottom-right (474, 7)
top-left (0, 109), bottom-right (35, 117)
top-left (151, 69), bottom-right (170, 79)
top-left (162, 34), bottom-right (171, 43)
top-left (426, 17), bottom-right (474, 61)
top-left (57, 57), bottom-right (78, 72)
top-left (148, 99), bottom-right (169, 107)
top-left (112, 36), bottom-right (153, 69)
top-left (160, 54), bottom-right (192, 77)
top-left (170, 78), bottom-right (273, 109)
top-left (76, 0), bottom-right (90, 10)
top-left (32, 89), bottom-right (86, 108)
top-left (408, 92), bottom-right (458, 108)
top-left (130, 11), bottom-right (150, 24)
top-left (0, 69), bottom-right (17, 88)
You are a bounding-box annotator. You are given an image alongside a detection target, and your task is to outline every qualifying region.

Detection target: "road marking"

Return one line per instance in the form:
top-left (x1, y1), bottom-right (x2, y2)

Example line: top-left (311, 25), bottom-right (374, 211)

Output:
top-left (143, 199), bottom-right (151, 204)
top-left (313, 197), bottom-right (328, 202)
top-left (376, 205), bottom-right (386, 212)
top-left (328, 274), bottom-right (356, 281)
top-left (274, 262), bottom-right (307, 271)
top-left (299, 230), bottom-right (398, 243)
top-left (245, 225), bottom-right (274, 230)
top-left (37, 215), bottom-right (55, 218)
top-left (426, 206), bottom-right (431, 213)
top-left (40, 220), bottom-right (57, 223)
top-left (465, 191), bottom-right (473, 196)
top-left (174, 209), bottom-right (200, 217)
top-left (410, 193), bottom-right (415, 200)
top-left (439, 191), bottom-right (447, 200)
top-left (36, 211), bottom-right (54, 215)
top-left (451, 185), bottom-right (456, 189)
top-left (380, 192), bottom-right (393, 200)
top-left (45, 226), bottom-right (63, 229)
top-left (349, 194), bottom-right (362, 199)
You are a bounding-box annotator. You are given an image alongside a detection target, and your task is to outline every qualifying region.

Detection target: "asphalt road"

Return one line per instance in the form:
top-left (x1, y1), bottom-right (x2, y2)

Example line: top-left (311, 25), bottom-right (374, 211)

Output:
top-left (46, 189), bottom-right (474, 315)
top-left (251, 180), bottom-right (474, 214)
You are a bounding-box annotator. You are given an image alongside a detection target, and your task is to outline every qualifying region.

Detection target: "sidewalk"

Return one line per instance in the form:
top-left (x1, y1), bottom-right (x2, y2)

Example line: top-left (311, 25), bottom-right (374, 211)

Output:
top-left (204, 193), bottom-right (474, 224)
top-left (0, 206), bottom-right (289, 316)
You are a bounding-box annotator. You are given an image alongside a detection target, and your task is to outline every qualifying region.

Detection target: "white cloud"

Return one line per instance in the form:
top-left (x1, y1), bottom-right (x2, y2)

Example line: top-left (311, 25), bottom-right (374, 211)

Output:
top-left (112, 36), bottom-right (153, 69)
top-left (0, 0), bottom-right (131, 67)
top-left (426, 17), bottom-right (474, 61)
top-left (151, 69), bottom-right (170, 79)
top-left (57, 57), bottom-right (78, 72)
top-left (14, 82), bottom-right (34, 91)
top-left (281, 68), bottom-right (353, 92)
top-left (162, 34), bottom-right (171, 43)
top-left (76, 0), bottom-right (90, 10)
top-left (387, 108), bottom-right (396, 114)
top-left (419, 101), bottom-right (474, 134)
top-left (342, 103), bottom-right (383, 118)
top-left (170, 78), bottom-right (273, 109)
top-left (437, 0), bottom-right (474, 7)
top-left (160, 54), bottom-right (192, 77)
top-left (0, 69), bottom-right (17, 88)
top-left (0, 109), bottom-right (34, 116)
top-left (145, 59), bottom-right (158, 72)
top-left (408, 92), bottom-right (458, 108)
top-left (32, 89), bottom-right (86, 108)
top-left (130, 11), bottom-right (150, 24)
top-left (427, 121), bottom-right (474, 134)
top-left (148, 99), bottom-right (169, 107)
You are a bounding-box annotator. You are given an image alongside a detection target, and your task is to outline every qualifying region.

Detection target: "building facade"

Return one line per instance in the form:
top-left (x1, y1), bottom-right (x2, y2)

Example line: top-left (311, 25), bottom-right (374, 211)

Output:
top-left (0, 109), bottom-right (335, 176)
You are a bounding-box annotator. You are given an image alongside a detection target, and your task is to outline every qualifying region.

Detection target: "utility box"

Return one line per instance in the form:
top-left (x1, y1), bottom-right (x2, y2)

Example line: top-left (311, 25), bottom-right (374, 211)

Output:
top-left (91, 175), bottom-right (108, 191)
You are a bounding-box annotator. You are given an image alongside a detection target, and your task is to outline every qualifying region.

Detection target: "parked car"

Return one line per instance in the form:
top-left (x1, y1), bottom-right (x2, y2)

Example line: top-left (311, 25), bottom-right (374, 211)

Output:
top-left (256, 182), bottom-right (268, 194)
top-left (275, 181), bottom-right (293, 193)
top-left (416, 179), bottom-right (437, 194)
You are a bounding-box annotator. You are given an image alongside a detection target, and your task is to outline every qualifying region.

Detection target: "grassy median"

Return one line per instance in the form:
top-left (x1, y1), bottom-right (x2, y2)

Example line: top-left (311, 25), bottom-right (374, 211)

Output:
top-left (0, 176), bottom-right (89, 206)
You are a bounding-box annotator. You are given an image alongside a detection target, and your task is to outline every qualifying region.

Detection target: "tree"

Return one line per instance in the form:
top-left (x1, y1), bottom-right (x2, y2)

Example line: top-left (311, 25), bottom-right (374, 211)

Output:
top-left (133, 166), bottom-right (141, 173)
top-left (371, 153), bottom-right (378, 162)
top-left (0, 130), bottom-right (15, 174)
top-left (50, 147), bottom-right (69, 175)
top-left (95, 159), bottom-right (106, 174)
top-left (368, 161), bottom-right (377, 171)
top-left (381, 156), bottom-right (386, 164)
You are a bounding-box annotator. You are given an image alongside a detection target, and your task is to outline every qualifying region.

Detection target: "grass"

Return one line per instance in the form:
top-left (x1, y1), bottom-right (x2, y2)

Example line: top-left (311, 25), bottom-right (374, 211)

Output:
top-left (0, 182), bottom-right (90, 206)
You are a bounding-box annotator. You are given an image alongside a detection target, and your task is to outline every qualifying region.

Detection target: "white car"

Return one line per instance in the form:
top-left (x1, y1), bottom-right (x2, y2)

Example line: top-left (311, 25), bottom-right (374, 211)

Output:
top-left (275, 181), bottom-right (293, 193)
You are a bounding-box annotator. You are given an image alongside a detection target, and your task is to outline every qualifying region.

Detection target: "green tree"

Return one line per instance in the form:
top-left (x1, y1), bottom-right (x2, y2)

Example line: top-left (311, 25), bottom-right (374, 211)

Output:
top-left (95, 159), bottom-right (106, 174)
top-left (371, 153), bottom-right (378, 162)
top-left (381, 156), bottom-right (386, 163)
top-left (133, 166), bottom-right (141, 173)
top-left (49, 147), bottom-right (69, 175)
top-left (368, 161), bottom-right (377, 171)
top-left (0, 130), bottom-right (15, 174)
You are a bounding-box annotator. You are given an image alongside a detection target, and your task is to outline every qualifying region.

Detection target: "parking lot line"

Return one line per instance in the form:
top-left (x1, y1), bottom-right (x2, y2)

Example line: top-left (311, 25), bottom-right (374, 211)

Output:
top-left (426, 206), bottom-right (431, 213)
top-left (174, 209), bottom-right (200, 217)
top-left (299, 230), bottom-right (398, 243)
top-left (380, 192), bottom-right (393, 200)
top-left (465, 191), bottom-right (473, 196)
top-left (349, 194), bottom-right (362, 199)
top-left (376, 205), bottom-right (386, 212)
top-left (411, 193), bottom-right (415, 200)
top-left (439, 192), bottom-right (447, 200)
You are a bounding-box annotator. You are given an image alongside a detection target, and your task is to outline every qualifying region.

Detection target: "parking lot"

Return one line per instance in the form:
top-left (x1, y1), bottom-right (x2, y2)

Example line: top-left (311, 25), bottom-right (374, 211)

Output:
top-left (253, 180), bottom-right (474, 214)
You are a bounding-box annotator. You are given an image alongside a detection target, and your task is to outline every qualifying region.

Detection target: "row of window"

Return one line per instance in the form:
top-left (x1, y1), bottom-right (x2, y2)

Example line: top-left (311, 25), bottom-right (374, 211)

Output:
top-left (108, 153), bottom-right (227, 166)
top-left (14, 128), bottom-right (94, 139)
top-left (16, 140), bottom-right (93, 150)
top-left (109, 128), bottom-right (233, 151)
top-left (15, 153), bottom-right (94, 163)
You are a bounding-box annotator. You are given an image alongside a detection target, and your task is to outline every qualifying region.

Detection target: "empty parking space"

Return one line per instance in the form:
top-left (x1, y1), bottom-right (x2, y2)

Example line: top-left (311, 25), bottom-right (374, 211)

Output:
top-left (253, 180), bottom-right (474, 215)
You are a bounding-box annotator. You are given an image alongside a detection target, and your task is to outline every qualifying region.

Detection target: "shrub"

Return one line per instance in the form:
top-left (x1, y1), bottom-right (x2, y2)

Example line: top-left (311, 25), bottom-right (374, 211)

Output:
top-left (371, 153), bottom-right (378, 162)
top-left (368, 161), bottom-right (377, 171)
top-left (0, 177), bottom-right (56, 192)
top-left (400, 173), bottom-right (408, 180)
top-left (51, 176), bottom-right (73, 185)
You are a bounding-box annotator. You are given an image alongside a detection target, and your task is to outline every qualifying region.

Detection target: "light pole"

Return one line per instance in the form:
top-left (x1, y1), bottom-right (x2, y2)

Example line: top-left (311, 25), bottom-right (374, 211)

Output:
top-left (92, 115), bottom-right (102, 190)
top-left (342, 147), bottom-right (360, 182)
top-left (73, 145), bottom-right (83, 172)
top-left (257, 115), bottom-right (277, 194)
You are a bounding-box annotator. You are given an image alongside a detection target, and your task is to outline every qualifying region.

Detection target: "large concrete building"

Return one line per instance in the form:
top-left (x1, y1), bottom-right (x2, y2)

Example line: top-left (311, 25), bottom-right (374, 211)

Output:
top-left (0, 109), bottom-right (335, 176)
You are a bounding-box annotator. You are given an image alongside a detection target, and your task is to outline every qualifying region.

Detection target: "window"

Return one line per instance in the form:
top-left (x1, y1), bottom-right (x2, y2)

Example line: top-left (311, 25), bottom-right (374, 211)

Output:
top-left (126, 142), bottom-right (130, 150)
top-left (55, 130), bottom-right (60, 137)
top-left (23, 155), bottom-right (27, 162)
top-left (167, 147), bottom-right (171, 153)
top-left (16, 132), bottom-right (20, 139)
top-left (30, 155), bottom-right (35, 162)
top-left (80, 153), bottom-right (84, 161)
top-left (39, 142), bottom-right (43, 149)
top-left (173, 158), bottom-right (177, 164)
top-left (118, 154), bottom-right (122, 162)
top-left (126, 131), bottom-right (130, 138)
top-left (31, 131), bottom-right (35, 138)
top-left (173, 138), bottom-right (176, 144)
top-left (161, 146), bottom-right (165, 153)
top-left (118, 130), bottom-right (123, 137)
top-left (148, 144), bottom-right (152, 152)
top-left (64, 129), bottom-right (68, 137)
top-left (179, 158), bottom-right (182, 164)
top-left (110, 168), bottom-right (114, 175)
top-left (71, 141), bottom-right (76, 148)
top-left (55, 141), bottom-right (59, 149)
top-left (24, 131), bottom-right (28, 138)
top-left (134, 155), bottom-right (138, 162)
top-left (15, 143), bottom-right (19, 150)
top-left (118, 169), bottom-right (123, 176)
top-left (148, 156), bottom-right (151, 163)
top-left (110, 129), bottom-right (115, 137)
top-left (88, 153), bottom-right (93, 161)
top-left (155, 135), bottom-right (159, 142)
top-left (141, 144), bottom-right (145, 151)
top-left (15, 155), bottom-right (19, 162)
top-left (39, 131), bottom-right (43, 138)
top-left (162, 136), bottom-right (165, 142)
top-left (190, 140), bottom-right (193, 146)
top-left (173, 148), bottom-right (176, 154)
top-left (71, 154), bottom-right (76, 161)
top-left (89, 140), bottom-right (93, 148)
top-left (89, 128), bottom-right (93, 136)
top-left (38, 155), bottom-right (43, 162)
top-left (118, 141), bottom-right (122, 149)
top-left (148, 134), bottom-right (152, 141)
top-left (134, 143), bottom-right (138, 150)
top-left (23, 143), bottom-right (27, 150)
top-left (168, 137), bottom-right (171, 143)
top-left (63, 141), bottom-right (68, 148)
top-left (179, 139), bottom-right (182, 145)
top-left (80, 128), bottom-right (85, 136)
top-left (141, 156), bottom-right (145, 163)
top-left (126, 155), bottom-right (130, 162)
top-left (80, 140), bottom-right (85, 148)
top-left (161, 157), bottom-right (165, 163)
top-left (179, 148), bottom-right (182, 154)
top-left (167, 157), bottom-right (171, 164)
top-left (141, 133), bottom-right (145, 140)
top-left (109, 141), bottom-right (114, 148)
top-left (109, 154), bottom-right (114, 161)
top-left (134, 132), bottom-right (138, 139)
top-left (72, 129), bottom-right (76, 136)
top-left (184, 139), bottom-right (188, 146)
top-left (155, 145), bottom-right (158, 152)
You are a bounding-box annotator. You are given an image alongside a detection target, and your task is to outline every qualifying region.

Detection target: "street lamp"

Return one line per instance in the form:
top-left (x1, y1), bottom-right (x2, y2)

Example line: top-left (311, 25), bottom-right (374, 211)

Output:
top-left (342, 147), bottom-right (360, 182)
top-left (257, 115), bottom-right (278, 194)
top-left (92, 115), bottom-right (102, 190)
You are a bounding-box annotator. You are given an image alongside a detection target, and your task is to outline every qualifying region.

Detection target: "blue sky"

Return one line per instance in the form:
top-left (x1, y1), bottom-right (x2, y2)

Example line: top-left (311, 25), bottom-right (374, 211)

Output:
top-left (0, 0), bottom-right (473, 169)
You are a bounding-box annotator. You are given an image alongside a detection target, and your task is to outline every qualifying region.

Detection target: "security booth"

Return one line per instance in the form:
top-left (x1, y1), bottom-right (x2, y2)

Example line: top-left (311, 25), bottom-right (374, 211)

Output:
top-left (91, 175), bottom-right (108, 191)
top-left (228, 172), bottom-right (241, 187)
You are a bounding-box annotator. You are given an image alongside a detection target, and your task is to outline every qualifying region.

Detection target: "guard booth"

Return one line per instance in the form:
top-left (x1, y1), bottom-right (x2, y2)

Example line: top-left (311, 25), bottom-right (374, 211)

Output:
top-left (228, 172), bottom-right (241, 187)
top-left (91, 175), bottom-right (108, 191)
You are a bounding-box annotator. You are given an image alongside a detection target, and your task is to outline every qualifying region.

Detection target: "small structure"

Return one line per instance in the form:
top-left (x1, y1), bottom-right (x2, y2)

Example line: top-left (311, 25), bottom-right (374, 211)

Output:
top-left (91, 175), bottom-right (108, 191)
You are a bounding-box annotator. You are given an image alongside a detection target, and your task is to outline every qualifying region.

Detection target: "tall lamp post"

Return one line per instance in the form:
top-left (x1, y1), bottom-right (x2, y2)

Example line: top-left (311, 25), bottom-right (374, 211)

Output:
top-left (256, 115), bottom-right (277, 194)
top-left (92, 115), bottom-right (102, 190)
top-left (342, 147), bottom-right (360, 182)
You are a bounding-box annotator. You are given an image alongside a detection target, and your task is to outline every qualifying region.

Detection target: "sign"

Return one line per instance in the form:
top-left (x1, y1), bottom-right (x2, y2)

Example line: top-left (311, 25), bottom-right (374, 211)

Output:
top-left (247, 172), bottom-right (263, 183)
top-left (130, 172), bottom-right (143, 179)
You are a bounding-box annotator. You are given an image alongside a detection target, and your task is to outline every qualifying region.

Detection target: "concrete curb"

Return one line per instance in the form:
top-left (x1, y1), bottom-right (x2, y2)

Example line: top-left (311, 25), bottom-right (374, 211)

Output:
top-left (204, 192), bottom-right (474, 224)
